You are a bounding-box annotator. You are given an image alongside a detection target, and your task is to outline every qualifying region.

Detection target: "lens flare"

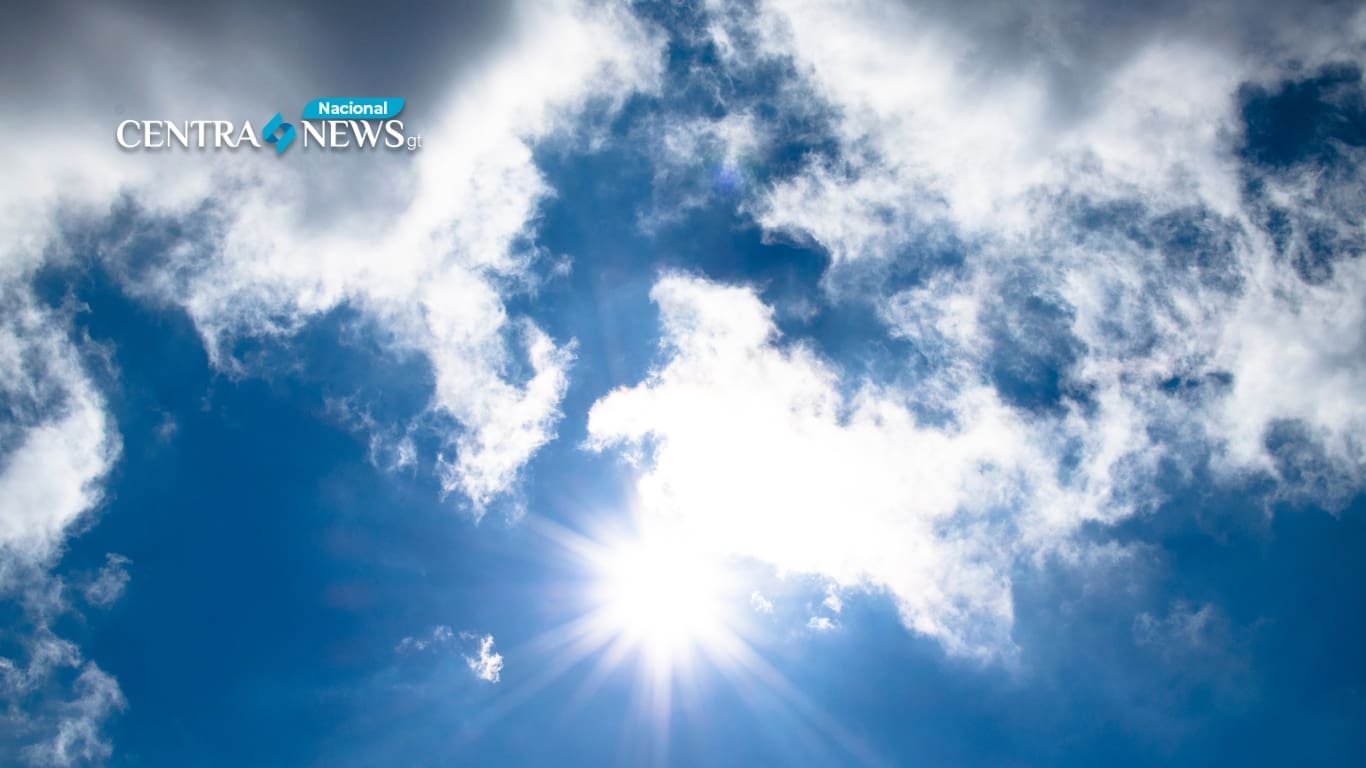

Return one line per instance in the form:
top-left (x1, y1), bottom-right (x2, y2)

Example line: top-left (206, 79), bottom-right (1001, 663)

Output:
top-left (499, 514), bottom-right (876, 765)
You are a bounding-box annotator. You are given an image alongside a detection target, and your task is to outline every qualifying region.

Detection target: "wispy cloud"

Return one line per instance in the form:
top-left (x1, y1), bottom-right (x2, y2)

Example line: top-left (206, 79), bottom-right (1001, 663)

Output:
top-left (395, 626), bottom-right (504, 684)
top-left (750, 590), bottom-right (775, 615)
top-left (463, 633), bottom-right (504, 684)
top-left (395, 625), bottom-right (456, 655)
top-left (82, 555), bottom-right (131, 609)
top-left (20, 665), bottom-right (126, 768)
top-left (806, 616), bottom-right (836, 632)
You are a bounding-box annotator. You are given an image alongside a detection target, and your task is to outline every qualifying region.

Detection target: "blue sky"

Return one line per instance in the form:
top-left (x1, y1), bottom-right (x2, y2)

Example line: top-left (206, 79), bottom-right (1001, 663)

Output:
top-left (2, 1), bottom-right (1366, 765)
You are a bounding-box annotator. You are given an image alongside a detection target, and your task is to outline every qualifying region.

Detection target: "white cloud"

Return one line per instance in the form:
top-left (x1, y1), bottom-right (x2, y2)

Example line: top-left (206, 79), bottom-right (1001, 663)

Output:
top-left (1132, 601), bottom-right (1236, 664)
top-left (747, 0), bottom-right (1360, 246)
top-left (20, 664), bottom-right (126, 768)
top-left (588, 274), bottom-right (1110, 659)
top-left (126, 0), bottom-right (663, 509)
top-left (4, 0), bottom-right (664, 516)
top-left (82, 554), bottom-right (131, 608)
top-left (2, 631), bottom-right (125, 768)
top-left (821, 586), bottom-right (842, 615)
top-left (395, 625), bottom-right (457, 654)
top-left (591, 2), bottom-right (1365, 668)
top-left (750, 590), bottom-right (775, 614)
top-left (725, 0), bottom-right (1366, 505)
top-left (397, 627), bottom-right (503, 682)
top-left (0, 293), bottom-right (118, 566)
top-left (464, 633), bottom-right (504, 684)
top-left (1213, 254), bottom-right (1366, 481)
top-left (806, 616), bottom-right (836, 632)
top-left (0, 1), bottom-right (662, 759)
top-left (0, 631), bottom-right (81, 696)
top-left (641, 111), bottom-right (766, 227)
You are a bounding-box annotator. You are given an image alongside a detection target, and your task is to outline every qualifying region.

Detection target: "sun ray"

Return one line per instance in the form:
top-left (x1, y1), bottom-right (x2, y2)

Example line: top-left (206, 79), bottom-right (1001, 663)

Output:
top-left (473, 514), bottom-right (880, 765)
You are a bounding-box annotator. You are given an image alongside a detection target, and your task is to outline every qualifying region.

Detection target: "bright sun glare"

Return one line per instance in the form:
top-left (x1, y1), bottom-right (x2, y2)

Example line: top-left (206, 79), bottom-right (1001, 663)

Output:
top-left (597, 531), bottom-right (729, 664)
top-left (526, 516), bottom-right (868, 762)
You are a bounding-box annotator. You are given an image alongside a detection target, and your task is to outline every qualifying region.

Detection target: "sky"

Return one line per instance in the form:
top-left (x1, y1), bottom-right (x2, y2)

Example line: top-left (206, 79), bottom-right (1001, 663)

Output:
top-left (1, 0), bottom-right (1365, 765)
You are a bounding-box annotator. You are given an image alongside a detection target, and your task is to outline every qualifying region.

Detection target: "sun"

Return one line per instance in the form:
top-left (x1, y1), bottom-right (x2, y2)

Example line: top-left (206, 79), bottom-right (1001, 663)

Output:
top-left (529, 513), bottom-right (753, 686)
top-left (594, 528), bottom-right (730, 667)
top-left (518, 515), bottom-right (872, 763)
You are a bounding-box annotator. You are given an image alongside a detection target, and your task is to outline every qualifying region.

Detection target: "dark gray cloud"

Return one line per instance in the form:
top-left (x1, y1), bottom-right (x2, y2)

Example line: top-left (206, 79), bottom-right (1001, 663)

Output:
top-left (2, 0), bottom-right (514, 123)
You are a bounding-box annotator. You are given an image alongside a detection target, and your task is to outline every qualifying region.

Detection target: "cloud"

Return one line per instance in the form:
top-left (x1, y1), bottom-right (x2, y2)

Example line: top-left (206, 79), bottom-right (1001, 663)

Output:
top-left (395, 625), bottom-right (456, 654)
top-left (463, 634), bottom-right (504, 684)
top-left (0, 289), bottom-right (120, 762)
top-left (639, 111), bottom-right (767, 228)
top-left (2, 631), bottom-right (125, 768)
top-left (821, 586), bottom-right (842, 615)
top-left (0, 294), bottom-right (118, 566)
top-left (396, 627), bottom-right (503, 683)
top-left (750, 590), bottom-right (775, 614)
top-left (588, 274), bottom-right (1116, 659)
top-left (82, 555), bottom-right (131, 608)
top-left (806, 616), bottom-right (836, 632)
top-left (0, 0), bottom-right (661, 759)
top-left (702, 0), bottom-right (1366, 507)
top-left (19, 664), bottom-right (126, 768)
top-left (0, 630), bottom-right (81, 696)
top-left (6, 0), bottom-right (664, 514)
top-left (746, 0), bottom-right (1363, 241)
top-left (1133, 602), bottom-right (1224, 652)
top-left (96, 0), bottom-right (661, 509)
top-left (585, 2), bottom-right (1366, 668)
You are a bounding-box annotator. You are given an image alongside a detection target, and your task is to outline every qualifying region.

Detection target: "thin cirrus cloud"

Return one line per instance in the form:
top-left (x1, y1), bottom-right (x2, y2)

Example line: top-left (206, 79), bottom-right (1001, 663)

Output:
top-left (82, 554), bottom-right (132, 609)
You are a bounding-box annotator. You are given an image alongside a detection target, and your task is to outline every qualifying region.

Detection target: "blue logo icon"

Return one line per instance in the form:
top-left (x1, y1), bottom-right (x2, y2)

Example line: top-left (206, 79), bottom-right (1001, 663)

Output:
top-left (262, 112), bottom-right (295, 155)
